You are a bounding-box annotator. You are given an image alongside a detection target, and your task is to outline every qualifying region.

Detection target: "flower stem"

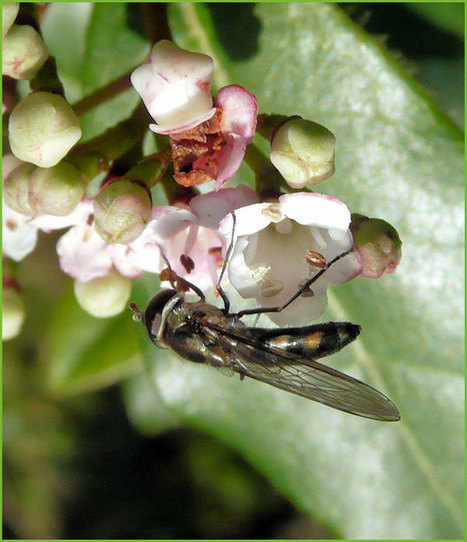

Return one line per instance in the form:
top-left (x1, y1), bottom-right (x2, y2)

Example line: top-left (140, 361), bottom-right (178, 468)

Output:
top-left (73, 72), bottom-right (135, 117)
top-left (244, 143), bottom-right (283, 199)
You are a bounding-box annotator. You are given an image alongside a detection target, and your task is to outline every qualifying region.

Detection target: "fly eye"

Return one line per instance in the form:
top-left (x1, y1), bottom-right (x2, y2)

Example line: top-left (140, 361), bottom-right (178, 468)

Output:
top-left (143, 289), bottom-right (177, 340)
top-left (150, 313), bottom-right (162, 337)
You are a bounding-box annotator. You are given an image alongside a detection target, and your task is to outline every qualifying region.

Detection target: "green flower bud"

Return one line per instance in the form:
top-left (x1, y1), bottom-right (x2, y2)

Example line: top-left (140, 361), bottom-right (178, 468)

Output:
top-left (270, 118), bottom-right (336, 189)
top-left (8, 91), bottom-right (82, 167)
top-left (2, 152), bottom-right (23, 180)
top-left (2, 286), bottom-right (25, 341)
top-left (2, 3), bottom-right (19, 37)
top-left (3, 162), bottom-right (36, 215)
top-left (350, 214), bottom-right (402, 279)
top-left (74, 269), bottom-right (132, 318)
top-left (28, 162), bottom-right (85, 216)
top-left (2, 24), bottom-right (48, 80)
top-left (93, 180), bottom-right (152, 245)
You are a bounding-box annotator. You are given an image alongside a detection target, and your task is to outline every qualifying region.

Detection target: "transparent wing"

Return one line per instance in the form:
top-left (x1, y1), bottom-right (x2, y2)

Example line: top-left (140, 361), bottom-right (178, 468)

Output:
top-left (203, 322), bottom-right (400, 422)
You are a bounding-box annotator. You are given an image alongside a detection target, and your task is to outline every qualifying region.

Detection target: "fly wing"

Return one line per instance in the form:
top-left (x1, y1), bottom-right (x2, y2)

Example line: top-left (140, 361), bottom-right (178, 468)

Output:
top-left (203, 322), bottom-right (400, 422)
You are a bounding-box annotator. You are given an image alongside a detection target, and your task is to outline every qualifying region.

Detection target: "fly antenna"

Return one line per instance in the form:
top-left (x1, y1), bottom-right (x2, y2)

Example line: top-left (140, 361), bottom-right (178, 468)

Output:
top-left (129, 302), bottom-right (143, 322)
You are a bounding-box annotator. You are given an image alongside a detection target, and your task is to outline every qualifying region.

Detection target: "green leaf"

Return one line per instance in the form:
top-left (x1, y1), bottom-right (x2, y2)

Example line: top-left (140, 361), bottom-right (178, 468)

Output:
top-left (41, 3), bottom-right (150, 141)
top-left (44, 286), bottom-right (142, 396)
top-left (123, 4), bottom-right (464, 539)
top-left (406, 2), bottom-right (465, 40)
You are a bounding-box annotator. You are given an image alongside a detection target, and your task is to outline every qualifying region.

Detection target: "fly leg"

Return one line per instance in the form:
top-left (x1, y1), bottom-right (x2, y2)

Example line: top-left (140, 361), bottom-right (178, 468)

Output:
top-left (216, 211), bottom-right (237, 314)
top-left (235, 248), bottom-right (354, 318)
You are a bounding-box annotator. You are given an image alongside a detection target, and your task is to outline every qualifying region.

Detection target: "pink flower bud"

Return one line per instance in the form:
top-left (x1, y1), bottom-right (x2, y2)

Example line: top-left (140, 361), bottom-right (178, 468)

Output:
top-left (350, 214), bottom-right (402, 279)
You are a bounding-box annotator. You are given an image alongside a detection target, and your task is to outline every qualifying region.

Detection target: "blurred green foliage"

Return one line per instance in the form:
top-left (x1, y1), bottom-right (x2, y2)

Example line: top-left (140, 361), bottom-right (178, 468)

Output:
top-left (3, 3), bottom-right (463, 539)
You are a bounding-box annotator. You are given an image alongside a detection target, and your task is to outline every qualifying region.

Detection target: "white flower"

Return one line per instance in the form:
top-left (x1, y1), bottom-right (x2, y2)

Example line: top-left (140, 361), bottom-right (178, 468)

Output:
top-left (145, 185), bottom-right (259, 291)
top-left (219, 192), bottom-right (361, 326)
top-left (2, 199), bottom-right (38, 261)
top-left (131, 40), bottom-right (216, 135)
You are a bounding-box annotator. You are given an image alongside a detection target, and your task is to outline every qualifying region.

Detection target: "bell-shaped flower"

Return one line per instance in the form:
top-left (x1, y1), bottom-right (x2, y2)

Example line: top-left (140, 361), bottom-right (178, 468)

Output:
top-left (131, 40), bottom-right (216, 135)
top-left (219, 192), bottom-right (361, 326)
top-left (137, 184), bottom-right (259, 291)
top-left (171, 85), bottom-right (257, 190)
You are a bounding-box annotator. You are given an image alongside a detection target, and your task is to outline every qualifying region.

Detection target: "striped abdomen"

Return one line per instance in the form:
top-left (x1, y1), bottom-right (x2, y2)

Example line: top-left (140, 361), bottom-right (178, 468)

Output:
top-left (250, 322), bottom-right (361, 360)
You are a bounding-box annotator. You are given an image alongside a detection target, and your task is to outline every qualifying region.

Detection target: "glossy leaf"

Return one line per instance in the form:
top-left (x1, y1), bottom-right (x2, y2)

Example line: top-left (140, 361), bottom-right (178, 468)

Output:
top-left (125, 3), bottom-right (463, 539)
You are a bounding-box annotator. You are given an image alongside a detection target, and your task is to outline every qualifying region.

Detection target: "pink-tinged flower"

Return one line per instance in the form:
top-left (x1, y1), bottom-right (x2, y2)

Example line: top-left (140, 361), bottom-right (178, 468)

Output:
top-left (54, 200), bottom-right (133, 283)
top-left (145, 185), bottom-right (259, 291)
top-left (171, 85), bottom-right (258, 190)
top-left (219, 192), bottom-right (361, 326)
top-left (212, 85), bottom-right (257, 190)
top-left (131, 40), bottom-right (216, 135)
top-left (53, 186), bottom-right (258, 288)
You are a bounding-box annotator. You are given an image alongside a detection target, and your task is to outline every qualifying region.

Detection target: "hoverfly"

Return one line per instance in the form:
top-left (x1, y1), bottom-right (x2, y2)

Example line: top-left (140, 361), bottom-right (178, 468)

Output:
top-left (130, 214), bottom-right (400, 422)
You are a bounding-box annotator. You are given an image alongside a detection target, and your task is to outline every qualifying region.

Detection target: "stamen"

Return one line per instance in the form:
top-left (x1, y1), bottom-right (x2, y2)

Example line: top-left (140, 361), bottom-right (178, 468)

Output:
top-left (249, 262), bottom-right (272, 284)
top-left (305, 250), bottom-right (328, 269)
top-left (262, 204), bottom-right (283, 223)
top-left (180, 254), bottom-right (195, 274)
top-left (298, 279), bottom-right (314, 297)
top-left (5, 219), bottom-right (17, 231)
top-left (261, 279), bottom-right (284, 297)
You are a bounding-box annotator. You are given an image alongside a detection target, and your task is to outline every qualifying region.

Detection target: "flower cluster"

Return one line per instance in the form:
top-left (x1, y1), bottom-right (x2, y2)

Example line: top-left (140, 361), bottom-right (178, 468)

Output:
top-left (2, 30), bottom-right (402, 341)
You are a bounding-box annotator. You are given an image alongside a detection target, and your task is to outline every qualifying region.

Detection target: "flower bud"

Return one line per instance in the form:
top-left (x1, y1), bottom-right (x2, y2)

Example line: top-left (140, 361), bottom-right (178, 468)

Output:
top-left (2, 286), bottom-right (25, 340)
top-left (131, 40), bottom-right (216, 134)
top-left (2, 3), bottom-right (19, 37)
top-left (9, 91), bottom-right (82, 167)
top-left (270, 118), bottom-right (336, 189)
top-left (74, 268), bottom-right (132, 318)
top-left (28, 162), bottom-right (85, 216)
top-left (2, 153), bottom-right (23, 180)
top-left (3, 162), bottom-right (36, 215)
top-left (93, 180), bottom-right (152, 245)
top-left (2, 24), bottom-right (48, 80)
top-left (350, 214), bottom-right (402, 279)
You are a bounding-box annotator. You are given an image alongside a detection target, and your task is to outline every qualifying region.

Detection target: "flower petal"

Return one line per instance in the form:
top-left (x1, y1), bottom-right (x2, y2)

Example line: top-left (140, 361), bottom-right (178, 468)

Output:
top-left (215, 85), bottom-right (257, 142)
top-left (131, 40), bottom-right (216, 134)
top-left (2, 200), bottom-right (38, 261)
top-left (30, 199), bottom-right (93, 232)
top-left (279, 192), bottom-right (350, 230)
top-left (190, 185), bottom-right (259, 228)
top-left (56, 223), bottom-right (113, 282)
